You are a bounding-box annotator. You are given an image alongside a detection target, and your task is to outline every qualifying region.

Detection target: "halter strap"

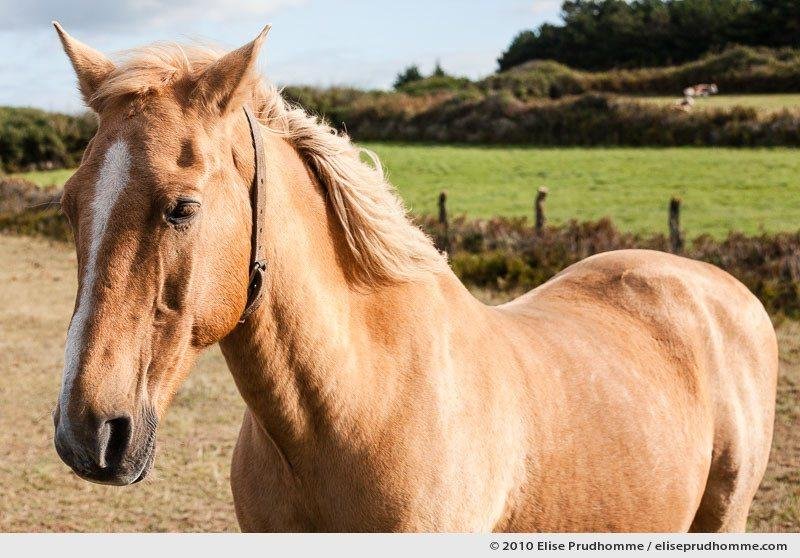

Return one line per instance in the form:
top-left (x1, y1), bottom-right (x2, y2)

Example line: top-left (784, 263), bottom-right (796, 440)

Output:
top-left (239, 105), bottom-right (267, 323)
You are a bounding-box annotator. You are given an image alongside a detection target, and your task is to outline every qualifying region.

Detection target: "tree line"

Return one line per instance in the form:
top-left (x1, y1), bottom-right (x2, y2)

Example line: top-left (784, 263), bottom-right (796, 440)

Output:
top-left (499, 0), bottom-right (800, 71)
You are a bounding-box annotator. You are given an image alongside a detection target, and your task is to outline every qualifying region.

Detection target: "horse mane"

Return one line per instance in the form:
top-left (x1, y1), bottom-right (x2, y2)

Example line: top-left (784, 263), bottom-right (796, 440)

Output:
top-left (92, 43), bottom-right (446, 285)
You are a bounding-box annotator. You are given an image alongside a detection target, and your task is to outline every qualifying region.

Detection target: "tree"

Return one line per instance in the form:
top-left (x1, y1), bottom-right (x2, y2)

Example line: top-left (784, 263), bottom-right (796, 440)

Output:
top-left (496, 0), bottom-right (781, 72)
top-left (393, 65), bottom-right (423, 89)
top-left (749, 0), bottom-right (800, 47)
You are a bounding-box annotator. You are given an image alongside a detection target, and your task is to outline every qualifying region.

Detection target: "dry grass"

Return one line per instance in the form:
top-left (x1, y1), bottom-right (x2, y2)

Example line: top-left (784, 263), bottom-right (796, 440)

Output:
top-left (0, 234), bottom-right (242, 532)
top-left (748, 318), bottom-right (800, 532)
top-left (627, 94), bottom-right (800, 113)
top-left (0, 234), bottom-right (797, 532)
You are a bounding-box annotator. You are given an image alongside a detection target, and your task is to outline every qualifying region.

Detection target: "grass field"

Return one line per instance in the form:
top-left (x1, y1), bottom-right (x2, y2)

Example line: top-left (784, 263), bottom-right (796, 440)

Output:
top-left (12, 168), bottom-right (75, 188)
top-left (11, 146), bottom-right (800, 237)
top-left (0, 233), bottom-right (798, 532)
top-left (628, 93), bottom-right (800, 112)
top-left (365, 145), bottom-right (800, 237)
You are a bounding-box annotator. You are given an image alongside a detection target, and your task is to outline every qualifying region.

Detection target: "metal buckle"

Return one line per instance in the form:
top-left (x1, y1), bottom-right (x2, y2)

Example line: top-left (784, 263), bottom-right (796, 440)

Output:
top-left (249, 259), bottom-right (267, 286)
top-left (240, 259), bottom-right (267, 323)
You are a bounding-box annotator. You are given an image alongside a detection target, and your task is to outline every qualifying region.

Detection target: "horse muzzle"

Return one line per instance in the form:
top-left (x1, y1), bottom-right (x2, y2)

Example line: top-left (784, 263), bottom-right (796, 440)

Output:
top-left (53, 406), bottom-right (157, 486)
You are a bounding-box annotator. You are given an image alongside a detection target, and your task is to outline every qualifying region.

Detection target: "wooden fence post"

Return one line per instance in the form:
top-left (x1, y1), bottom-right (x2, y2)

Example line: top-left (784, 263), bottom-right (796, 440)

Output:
top-left (436, 191), bottom-right (450, 254)
top-left (669, 197), bottom-right (684, 253)
top-left (535, 186), bottom-right (548, 234)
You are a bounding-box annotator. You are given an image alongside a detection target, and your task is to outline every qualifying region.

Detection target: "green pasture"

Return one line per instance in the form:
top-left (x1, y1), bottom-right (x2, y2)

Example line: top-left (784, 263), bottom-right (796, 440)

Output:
top-left (626, 93), bottom-right (800, 112)
top-left (12, 168), bottom-right (75, 188)
top-left (366, 144), bottom-right (800, 238)
top-left (13, 145), bottom-right (800, 237)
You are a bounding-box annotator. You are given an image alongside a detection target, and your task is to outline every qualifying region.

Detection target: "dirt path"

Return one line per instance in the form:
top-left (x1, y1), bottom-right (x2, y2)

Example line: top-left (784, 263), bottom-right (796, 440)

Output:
top-left (0, 233), bottom-right (796, 532)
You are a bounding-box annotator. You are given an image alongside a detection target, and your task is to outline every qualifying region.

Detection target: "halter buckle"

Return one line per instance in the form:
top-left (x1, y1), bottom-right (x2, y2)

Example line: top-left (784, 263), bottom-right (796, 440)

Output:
top-left (239, 259), bottom-right (267, 323)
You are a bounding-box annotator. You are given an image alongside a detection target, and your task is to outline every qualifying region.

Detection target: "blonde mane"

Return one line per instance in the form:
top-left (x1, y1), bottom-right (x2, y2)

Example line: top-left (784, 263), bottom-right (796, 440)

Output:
top-left (93, 43), bottom-right (445, 284)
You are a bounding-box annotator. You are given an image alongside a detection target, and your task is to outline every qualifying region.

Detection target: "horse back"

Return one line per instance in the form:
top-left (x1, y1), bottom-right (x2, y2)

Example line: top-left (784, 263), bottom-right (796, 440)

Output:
top-left (492, 249), bottom-right (777, 531)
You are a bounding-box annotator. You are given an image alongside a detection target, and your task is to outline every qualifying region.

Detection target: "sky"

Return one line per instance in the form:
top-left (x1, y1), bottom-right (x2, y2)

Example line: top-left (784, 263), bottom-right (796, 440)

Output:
top-left (0, 0), bottom-right (562, 113)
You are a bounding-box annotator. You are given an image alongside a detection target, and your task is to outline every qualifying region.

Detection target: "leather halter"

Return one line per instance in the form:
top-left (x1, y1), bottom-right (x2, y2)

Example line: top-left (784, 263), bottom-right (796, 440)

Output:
top-left (239, 106), bottom-right (268, 323)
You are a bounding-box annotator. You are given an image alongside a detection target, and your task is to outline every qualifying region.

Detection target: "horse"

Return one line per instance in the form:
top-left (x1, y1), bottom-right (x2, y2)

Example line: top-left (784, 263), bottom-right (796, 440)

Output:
top-left (51, 23), bottom-right (777, 532)
top-left (683, 84), bottom-right (719, 98)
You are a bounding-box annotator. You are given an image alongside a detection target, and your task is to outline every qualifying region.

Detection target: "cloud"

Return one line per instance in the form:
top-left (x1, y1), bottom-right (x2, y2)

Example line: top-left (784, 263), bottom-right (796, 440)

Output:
top-left (0, 1), bottom-right (537, 112)
top-left (513, 0), bottom-right (562, 21)
top-left (529, 0), bottom-right (562, 16)
top-left (0, 0), bottom-right (305, 31)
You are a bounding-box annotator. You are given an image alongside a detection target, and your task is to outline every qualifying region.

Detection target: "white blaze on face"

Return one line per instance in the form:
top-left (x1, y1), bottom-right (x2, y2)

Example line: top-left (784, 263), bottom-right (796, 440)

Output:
top-left (60, 140), bottom-right (131, 414)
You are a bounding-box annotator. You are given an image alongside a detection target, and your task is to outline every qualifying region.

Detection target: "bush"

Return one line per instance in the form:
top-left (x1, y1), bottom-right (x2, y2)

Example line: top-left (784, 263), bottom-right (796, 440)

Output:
top-left (280, 86), bottom-right (379, 126)
top-left (393, 65), bottom-right (424, 89)
top-left (0, 107), bottom-right (96, 173)
top-left (0, 178), bottom-right (70, 240)
top-left (416, 214), bottom-right (800, 317)
top-left (329, 92), bottom-right (800, 147)
top-left (396, 75), bottom-right (476, 96)
top-left (480, 60), bottom-right (588, 100)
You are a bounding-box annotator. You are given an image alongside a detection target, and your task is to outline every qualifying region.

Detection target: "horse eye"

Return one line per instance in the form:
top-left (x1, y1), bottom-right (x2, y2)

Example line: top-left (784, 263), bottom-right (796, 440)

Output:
top-left (165, 199), bottom-right (200, 225)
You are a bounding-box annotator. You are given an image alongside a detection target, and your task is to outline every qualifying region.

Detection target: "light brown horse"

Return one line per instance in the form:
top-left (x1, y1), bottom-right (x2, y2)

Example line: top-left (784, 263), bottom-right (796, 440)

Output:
top-left (52, 23), bottom-right (777, 532)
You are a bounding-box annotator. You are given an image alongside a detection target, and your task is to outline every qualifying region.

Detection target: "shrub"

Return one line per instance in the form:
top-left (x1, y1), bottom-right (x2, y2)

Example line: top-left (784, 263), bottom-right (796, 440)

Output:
top-left (0, 178), bottom-right (70, 240)
top-left (397, 75), bottom-right (475, 96)
top-left (0, 107), bottom-right (96, 173)
top-left (332, 92), bottom-right (800, 147)
top-left (416, 214), bottom-right (800, 317)
top-left (393, 65), bottom-right (424, 89)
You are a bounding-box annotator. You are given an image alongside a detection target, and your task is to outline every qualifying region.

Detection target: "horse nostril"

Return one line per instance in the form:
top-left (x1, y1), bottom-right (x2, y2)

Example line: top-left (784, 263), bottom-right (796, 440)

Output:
top-left (98, 415), bottom-right (132, 469)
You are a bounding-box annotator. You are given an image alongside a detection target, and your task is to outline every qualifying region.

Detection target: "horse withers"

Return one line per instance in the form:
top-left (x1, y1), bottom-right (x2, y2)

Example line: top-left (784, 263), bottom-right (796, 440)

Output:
top-left (52, 23), bottom-right (777, 532)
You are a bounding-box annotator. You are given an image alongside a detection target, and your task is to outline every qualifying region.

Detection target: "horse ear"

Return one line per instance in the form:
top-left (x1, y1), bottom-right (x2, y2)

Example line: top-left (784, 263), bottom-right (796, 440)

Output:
top-left (193, 25), bottom-right (271, 115)
top-left (53, 21), bottom-right (115, 110)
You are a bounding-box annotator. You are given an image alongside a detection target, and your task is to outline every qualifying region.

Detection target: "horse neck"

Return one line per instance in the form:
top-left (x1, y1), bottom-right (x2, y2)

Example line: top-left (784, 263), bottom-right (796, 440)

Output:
top-left (218, 132), bottom-right (460, 470)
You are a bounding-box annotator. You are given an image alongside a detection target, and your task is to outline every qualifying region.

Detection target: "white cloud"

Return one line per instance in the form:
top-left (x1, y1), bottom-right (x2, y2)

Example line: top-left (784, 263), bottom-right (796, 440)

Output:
top-left (530, 0), bottom-right (562, 17)
top-left (0, 0), bottom-right (305, 31)
top-left (0, 1), bottom-right (543, 112)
